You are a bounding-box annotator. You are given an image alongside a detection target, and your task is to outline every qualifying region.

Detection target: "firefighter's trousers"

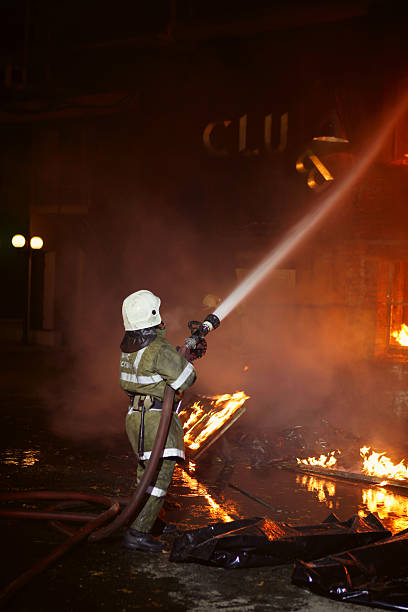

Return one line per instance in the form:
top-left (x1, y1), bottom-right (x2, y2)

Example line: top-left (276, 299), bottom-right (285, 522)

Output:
top-left (130, 458), bottom-right (176, 532)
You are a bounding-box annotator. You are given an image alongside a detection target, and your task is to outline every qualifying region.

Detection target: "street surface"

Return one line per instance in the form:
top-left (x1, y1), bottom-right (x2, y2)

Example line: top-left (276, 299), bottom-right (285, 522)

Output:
top-left (1, 343), bottom-right (404, 611)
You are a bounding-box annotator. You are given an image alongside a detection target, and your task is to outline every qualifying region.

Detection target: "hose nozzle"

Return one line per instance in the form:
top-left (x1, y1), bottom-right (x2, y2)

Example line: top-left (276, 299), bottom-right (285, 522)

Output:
top-left (184, 313), bottom-right (221, 360)
top-left (202, 313), bottom-right (220, 335)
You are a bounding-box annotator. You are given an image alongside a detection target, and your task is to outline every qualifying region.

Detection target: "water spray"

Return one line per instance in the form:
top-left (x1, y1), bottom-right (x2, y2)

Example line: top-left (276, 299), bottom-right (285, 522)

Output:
top-left (213, 95), bottom-right (408, 323)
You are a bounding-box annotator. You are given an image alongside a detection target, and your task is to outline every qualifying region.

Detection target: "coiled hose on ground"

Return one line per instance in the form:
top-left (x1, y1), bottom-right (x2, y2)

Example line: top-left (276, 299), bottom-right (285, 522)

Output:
top-left (0, 379), bottom-right (178, 605)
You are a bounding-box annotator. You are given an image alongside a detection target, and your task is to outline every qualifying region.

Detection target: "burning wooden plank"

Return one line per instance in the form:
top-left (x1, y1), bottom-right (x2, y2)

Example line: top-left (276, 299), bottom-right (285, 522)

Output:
top-left (279, 446), bottom-right (408, 492)
top-left (293, 445), bottom-right (408, 487)
top-left (280, 462), bottom-right (408, 492)
top-left (360, 445), bottom-right (408, 480)
top-left (179, 392), bottom-right (249, 460)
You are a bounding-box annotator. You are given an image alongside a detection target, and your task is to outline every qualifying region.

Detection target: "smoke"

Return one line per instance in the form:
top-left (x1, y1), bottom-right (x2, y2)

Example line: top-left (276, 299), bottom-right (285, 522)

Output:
top-left (214, 93), bottom-right (408, 323)
top-left (37, 92), bottom-right (408, 457)
top-left (201, 90), bottom-right (408, 450)
top-left (41, 187), bottom-right (245, 444)
top-left (42, 195), bottom-right (403, 453)
top-left (197, 267), bottom-right (404, 451)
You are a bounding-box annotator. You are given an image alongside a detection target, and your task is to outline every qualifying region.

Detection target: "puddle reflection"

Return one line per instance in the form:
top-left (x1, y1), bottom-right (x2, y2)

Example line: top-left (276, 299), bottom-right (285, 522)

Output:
top-left (296, 473), bottom-right (408, 533)
top-left (296, 474), bottom-right (339, 510)
top-left (0, 449), bottom-right (40, 468)
top-left (178, 468), bottom-right (240, 523)
top-left (360, 487), bottom-right (408, 533)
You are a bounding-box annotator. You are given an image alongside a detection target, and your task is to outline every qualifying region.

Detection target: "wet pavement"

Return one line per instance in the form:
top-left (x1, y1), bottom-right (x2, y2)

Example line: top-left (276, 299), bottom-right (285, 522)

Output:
top-left (1, 343), bottom-right (408, 610)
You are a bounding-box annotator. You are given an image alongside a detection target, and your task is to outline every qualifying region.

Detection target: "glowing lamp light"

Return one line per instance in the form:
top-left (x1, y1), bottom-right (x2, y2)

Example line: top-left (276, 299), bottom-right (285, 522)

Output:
top-left (11, 234), bottom-right (26, 248)
top-left (30, 236), bottom-right (44, 250)
top-left (11, 232), bottom-right (45, 344)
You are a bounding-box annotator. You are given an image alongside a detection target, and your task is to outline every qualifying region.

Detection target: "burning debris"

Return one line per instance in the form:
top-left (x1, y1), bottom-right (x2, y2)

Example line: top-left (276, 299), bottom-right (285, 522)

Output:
top-left (180, 399), bottom-right (378, 470)
top-left (179, 392), bottom-right (249, 459)
top-left (226, 420), bottom-right (361, 468)
top-left (297, 450), bottom-right (341, 468)
top-left (276, 421), bottom-right (361, 466)
top-left (296, 445), bottom-right (408, 483)
top-left (180, 392), bottom-right (408, 496)
top-left (178, 391), bottom-right (408, 544)
top-left (361, 446), bottom-right (408, 481)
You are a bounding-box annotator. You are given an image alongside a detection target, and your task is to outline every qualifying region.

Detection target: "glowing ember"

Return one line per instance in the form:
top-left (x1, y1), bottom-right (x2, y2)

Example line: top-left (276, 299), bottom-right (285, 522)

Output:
top-left (181, 392), bottom-right (250, 451)
top-left (296, 450), bottom-right (340, 468)
top-left (360, 446), bottom-right (408, 480)
top-left (391, 323), bottom-right (408, 347)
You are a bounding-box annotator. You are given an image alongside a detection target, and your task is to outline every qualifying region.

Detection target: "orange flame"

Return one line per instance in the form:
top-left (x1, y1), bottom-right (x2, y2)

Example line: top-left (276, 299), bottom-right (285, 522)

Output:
top-left (360, 446), bottom-right (408, 480)
top-left (182, 392), bottom-right (249, 451)
top-left (180, 401), bottom-right (205, 431)
top-left (296, 450), bottom-right (340, 468)
top-left (391, 323), bottom-right (408, 346)
top-left (297, 446), bottom-right (408, 482)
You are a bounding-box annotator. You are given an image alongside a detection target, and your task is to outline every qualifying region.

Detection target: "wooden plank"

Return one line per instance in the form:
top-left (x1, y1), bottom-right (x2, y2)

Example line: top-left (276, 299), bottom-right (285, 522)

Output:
top-left (279, 462), bottom-right (408, 493)
top-left (188, 406), bottom-right (246, 461)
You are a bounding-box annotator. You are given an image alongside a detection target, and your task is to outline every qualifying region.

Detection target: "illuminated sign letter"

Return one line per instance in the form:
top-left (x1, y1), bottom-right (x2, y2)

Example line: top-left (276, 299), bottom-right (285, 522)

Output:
top-left (202, 120), bottom-right (232, 156)
top-left (239, 114), bottom-right (259, 156)
top-left (264, 112), bottom-right (288, 153)
top-left (296, 149), bottom-right (334, 191)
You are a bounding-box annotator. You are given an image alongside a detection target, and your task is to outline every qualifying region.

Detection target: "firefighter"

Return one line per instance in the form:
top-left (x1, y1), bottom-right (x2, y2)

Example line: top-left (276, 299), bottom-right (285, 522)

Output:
top-left (120, 289), bottom-right (196, 552)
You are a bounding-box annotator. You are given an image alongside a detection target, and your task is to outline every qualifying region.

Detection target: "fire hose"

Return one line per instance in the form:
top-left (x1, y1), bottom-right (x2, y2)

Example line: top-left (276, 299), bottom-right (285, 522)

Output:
top-left (0, 314), bottom-right (220, 604)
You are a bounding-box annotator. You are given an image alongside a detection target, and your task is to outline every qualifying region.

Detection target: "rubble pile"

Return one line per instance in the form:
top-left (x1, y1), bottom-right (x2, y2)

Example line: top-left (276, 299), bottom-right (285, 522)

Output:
top-left (197, 416), bottom-right (363, 468)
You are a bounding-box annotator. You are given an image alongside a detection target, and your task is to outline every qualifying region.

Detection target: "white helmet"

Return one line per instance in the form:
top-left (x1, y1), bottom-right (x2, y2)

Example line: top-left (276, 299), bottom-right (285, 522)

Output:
top-left (122, 290), bottom-right (161, 331)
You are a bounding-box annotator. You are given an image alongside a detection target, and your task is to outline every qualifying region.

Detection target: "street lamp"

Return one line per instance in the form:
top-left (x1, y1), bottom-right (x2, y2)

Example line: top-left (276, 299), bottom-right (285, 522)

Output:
top-left (30, 236), bottom-right (44, 250)
top-left (11, 233), bottom-right (44, 344)
top-left (11, 234), bottom-right (26, 248)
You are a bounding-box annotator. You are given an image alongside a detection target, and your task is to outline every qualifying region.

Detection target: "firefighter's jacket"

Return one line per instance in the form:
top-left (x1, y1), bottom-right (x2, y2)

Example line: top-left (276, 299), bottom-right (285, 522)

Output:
top-left (119, 327), bottom-right (196, 461)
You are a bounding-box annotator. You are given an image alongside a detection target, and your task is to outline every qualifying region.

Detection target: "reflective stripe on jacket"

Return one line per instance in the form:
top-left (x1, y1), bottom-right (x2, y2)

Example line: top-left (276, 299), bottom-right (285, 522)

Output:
top-left (119, 328), bottom-right (196, 400)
